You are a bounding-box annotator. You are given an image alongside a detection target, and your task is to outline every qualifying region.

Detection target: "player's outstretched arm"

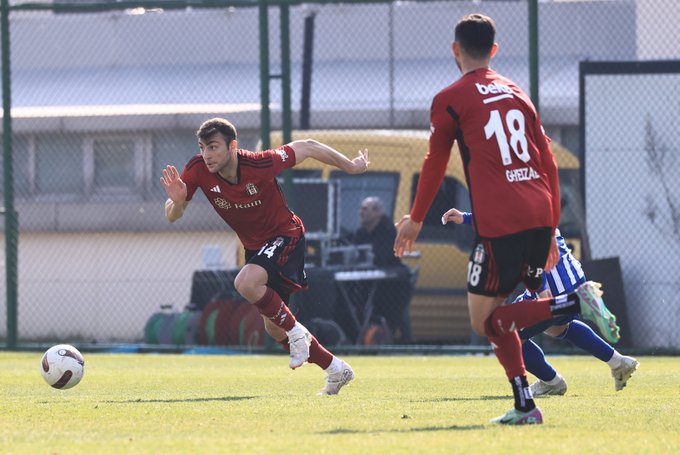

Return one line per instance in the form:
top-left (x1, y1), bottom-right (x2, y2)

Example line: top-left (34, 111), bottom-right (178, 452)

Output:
top-left (441, 207), bottom-right (467, 225)
top-left (289, 139), bottom-right (369, 174)
top-left (160, 165), bottom-right (189, 222)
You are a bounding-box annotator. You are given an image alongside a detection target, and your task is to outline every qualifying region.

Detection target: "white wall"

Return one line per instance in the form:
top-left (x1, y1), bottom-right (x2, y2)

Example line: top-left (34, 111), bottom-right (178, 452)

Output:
top-left (584, 70), bottom-right (680, 348)
top-left (637, 0), bottom-right (680, 60)
top-left (9, 2), bottom-right (638, 69)
top-left (8, 1), bottom-right (642, 127)
top-left (0, 232), bottom-right (239, 342)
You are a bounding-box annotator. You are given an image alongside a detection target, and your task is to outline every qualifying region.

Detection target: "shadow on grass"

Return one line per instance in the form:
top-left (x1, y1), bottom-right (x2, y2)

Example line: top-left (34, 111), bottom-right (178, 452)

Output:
top-left (411, 395), bottom-right (511, 403)
top-left (37, 396), bottom-right (260, 405)
top-left (104, 396), bottom-right (257, 404)
top-left (320, 424), bottom-right (485, 434)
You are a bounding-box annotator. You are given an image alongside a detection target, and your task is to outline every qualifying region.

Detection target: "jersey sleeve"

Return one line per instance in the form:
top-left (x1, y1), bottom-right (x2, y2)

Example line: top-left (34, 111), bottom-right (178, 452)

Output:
top-left (273, 144), bottom-right (297, 171)
top-left (247, 145), bottom-right (297, 181)
top-left (410, 92), bottom-right (457, 223)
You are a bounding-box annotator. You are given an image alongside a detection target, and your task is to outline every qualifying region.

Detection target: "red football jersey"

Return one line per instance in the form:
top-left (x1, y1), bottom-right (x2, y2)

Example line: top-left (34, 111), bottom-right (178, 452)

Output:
top-left (181, 145), bottom-right (304, 250)
top-left (411, 68), bottom-right (560, 238)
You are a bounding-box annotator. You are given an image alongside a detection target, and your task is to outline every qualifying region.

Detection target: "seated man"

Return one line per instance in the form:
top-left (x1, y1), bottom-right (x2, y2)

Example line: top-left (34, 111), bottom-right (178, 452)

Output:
top-left (347, 196), bottom-right (414, 344)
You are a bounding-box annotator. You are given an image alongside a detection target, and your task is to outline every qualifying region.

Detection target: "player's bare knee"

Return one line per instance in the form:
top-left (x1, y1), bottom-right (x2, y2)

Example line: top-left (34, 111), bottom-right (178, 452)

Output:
top-left (233, 272), bottom-right (248, 296)
top-left (234, 272), bottom-right (259, 301)
top-left (470, 320), bottom-right (487, 337)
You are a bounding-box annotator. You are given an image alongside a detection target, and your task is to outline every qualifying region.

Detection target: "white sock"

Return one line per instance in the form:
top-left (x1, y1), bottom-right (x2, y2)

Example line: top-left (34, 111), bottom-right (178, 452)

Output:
top-left (325, 356), bottom-right (343, 372)
top-left (545, 374), bottom-right (563, 385)
top-left (286, 321), bottom-right (302, 336)
top-left (607, 351), bottom-right (623, 369)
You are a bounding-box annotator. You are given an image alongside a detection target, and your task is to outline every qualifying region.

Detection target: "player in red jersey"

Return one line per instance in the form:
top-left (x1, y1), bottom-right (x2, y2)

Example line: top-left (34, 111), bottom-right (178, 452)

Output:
top-left (393, 14), bottom-right (620, 424)
top-left (161, 117), bottom-right (369, 395)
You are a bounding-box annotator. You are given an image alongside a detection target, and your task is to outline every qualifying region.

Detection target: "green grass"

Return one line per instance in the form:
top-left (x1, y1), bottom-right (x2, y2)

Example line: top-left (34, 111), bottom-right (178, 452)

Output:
top-left (1, 353), bottom-right (679, 454)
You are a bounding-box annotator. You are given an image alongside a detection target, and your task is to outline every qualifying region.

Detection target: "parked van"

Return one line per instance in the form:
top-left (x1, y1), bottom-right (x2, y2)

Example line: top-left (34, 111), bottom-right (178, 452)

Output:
top-left (268, 130), bottom-right (582, 343)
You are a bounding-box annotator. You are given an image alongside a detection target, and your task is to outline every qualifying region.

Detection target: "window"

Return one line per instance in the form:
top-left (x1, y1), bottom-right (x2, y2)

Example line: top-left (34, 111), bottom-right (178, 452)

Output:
top-left (277, 169), bottom-right (324, 206)
top-left (8, 133), bottom-right (153, 202)
top-left (285, 178), bottom-right (340, 237)
top-left (558, 168), bottom-right (584, 239)
top-left (0, 135), bottom-right (31, 199)
top-left (329, 171), bottom-right (400, 236)
top-left (93, 139), bottom-right (136, 188)
top-left (13, 136), bottom-right (31, 197)
top-left (411, 174), bottom-right (474, 249)
top-left (86, 135), bottom-right (149, 201)
top-left (35, 134), bottom-right (84, 200)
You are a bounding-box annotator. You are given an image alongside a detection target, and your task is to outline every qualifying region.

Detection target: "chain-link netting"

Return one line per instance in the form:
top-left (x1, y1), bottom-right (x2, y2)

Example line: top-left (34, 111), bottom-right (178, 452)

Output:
top-left (0, 0), bottom-right (678, 351)
top-left (581, 61), bottom-right (680, 351)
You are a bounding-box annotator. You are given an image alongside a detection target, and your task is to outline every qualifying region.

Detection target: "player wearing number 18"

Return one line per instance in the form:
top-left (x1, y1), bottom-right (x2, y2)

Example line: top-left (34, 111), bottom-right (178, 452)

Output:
top-left (393, 13), bottom-right (620, 425)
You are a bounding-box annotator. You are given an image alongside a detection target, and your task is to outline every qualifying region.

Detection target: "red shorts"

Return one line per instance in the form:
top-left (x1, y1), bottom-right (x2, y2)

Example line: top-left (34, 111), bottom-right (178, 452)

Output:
top-left (467, 227), bottom-right (552, 297)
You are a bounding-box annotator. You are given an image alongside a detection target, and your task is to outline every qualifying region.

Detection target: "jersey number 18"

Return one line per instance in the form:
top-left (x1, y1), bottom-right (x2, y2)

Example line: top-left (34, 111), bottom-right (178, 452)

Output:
top-left (484, 109), bottom-right (530, 165)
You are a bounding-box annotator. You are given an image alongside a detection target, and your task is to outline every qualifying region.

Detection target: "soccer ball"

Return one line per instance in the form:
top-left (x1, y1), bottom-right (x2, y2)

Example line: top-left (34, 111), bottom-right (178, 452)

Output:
top-left (40, 344), bottom-right (85, 389)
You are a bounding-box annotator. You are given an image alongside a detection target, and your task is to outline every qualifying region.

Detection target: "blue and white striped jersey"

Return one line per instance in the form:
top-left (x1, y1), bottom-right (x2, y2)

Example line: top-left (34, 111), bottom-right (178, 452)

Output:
top-left (514, 228), bottom-right (586, 301)
top-left (456, 212), bottom-right (584, 302)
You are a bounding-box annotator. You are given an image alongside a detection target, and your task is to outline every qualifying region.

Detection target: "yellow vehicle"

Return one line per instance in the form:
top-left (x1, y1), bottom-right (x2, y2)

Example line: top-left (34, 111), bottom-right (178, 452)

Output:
top-left (269, 130), bottom-right (582, 343)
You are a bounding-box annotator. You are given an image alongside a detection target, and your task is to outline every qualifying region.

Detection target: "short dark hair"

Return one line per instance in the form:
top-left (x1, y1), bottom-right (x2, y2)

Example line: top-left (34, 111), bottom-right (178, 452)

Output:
top-left (196, 118), bottom-right (237, 144)
top-left (454, 14), bottom-right (496, 60)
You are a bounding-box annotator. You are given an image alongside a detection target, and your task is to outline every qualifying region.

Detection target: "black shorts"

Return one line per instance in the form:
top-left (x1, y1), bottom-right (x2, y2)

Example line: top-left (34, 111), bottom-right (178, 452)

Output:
top-left (467, 227), bottom-right (552, 297)
top-left (245, 235), bottom-right (309, 301)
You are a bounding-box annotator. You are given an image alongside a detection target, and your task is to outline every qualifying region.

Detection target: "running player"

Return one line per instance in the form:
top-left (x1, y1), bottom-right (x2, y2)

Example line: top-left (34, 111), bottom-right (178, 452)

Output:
top-left (161, 117), bottom-right (368, 395)
top-left (394, 13), bottom-right (620, 425)
top-left (442, 207), bottom-right (639, 395)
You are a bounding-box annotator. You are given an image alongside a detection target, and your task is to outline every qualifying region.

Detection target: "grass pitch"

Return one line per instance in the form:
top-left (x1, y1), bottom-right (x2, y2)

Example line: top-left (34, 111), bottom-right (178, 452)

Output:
top-left (1, 353), bottom-right (679, 454)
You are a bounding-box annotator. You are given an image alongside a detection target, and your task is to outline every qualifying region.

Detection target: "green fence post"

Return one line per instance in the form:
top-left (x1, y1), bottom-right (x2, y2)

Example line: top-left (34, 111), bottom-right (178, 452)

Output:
top-left (279, 2), bottom-right (295, 209)
top-left (529, 0), bottom-right (539, 111)
top-left (280, 2), bottom-right (292, 145)
top-left (1, 0), bottom-right (18, 350)
top-left (259, 0), bottom-right (270, 150)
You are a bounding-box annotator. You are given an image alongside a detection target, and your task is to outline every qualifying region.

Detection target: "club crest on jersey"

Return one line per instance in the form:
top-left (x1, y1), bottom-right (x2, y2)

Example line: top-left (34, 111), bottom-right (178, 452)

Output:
top-left (276, 149), bottom-right (289, 162)
top-left (214, 198), bottom-right (231, 210)
top-left (245, 183), bottom-right (258, 196)
top-left (473, 244), bottom-right (485, 264)
top-left (273, 237), bottom-right (284, 247)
